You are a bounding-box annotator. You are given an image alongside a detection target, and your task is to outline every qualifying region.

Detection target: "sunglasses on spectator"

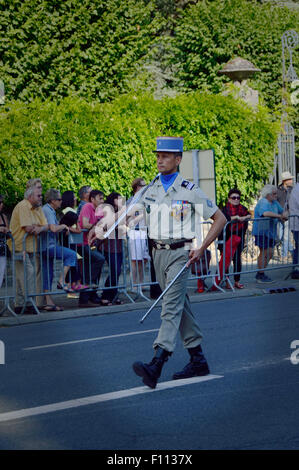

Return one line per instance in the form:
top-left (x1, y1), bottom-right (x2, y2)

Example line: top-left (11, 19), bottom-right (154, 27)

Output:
top-left (230, 196), bottom-right (240, 200)
top-left (56, 198), bottom-right (62, 201)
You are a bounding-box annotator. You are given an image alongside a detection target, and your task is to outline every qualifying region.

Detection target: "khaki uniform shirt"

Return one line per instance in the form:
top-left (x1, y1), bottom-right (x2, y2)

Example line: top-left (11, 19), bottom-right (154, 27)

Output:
top-left (140, 174), bottom-right (218, 243)
top-left (8, 199), bottom-right (48, 252)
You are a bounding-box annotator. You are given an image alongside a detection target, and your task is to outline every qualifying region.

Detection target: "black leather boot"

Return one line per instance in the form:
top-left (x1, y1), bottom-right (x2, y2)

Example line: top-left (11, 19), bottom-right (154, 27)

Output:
top-left (133, 347), bottom-right (171, 389)
top-left (172, 344), bottom-right (209, 380)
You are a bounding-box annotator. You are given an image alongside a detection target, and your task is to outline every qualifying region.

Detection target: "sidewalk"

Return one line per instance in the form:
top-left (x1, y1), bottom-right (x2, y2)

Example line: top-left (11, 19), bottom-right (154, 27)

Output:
top-left (0, 266), bottom-right (298, 327)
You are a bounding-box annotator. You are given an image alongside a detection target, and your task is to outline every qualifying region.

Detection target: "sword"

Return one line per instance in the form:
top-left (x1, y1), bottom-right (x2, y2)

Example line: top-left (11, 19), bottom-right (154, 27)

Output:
top-left (139, 261), bottom-right (190, 323)
top-left (103, 173), bottom-right (160, 239)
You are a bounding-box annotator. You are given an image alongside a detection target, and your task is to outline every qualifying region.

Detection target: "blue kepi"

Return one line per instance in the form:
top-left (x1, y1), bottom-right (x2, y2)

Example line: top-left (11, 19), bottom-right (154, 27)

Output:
top-left (155, 136), bottom-right (183, 153)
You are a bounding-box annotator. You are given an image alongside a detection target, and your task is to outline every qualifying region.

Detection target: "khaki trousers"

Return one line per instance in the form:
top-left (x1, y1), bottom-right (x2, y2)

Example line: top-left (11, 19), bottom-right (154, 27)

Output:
top-left (152, 246), bottom-right (203, 352)
top-left (15, 252), bottom-right (43, 307)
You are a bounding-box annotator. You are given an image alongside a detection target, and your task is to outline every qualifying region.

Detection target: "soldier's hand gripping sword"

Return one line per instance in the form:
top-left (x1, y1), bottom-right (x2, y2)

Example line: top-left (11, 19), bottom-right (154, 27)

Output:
top-left (102, 173), bottom-right (160, 240)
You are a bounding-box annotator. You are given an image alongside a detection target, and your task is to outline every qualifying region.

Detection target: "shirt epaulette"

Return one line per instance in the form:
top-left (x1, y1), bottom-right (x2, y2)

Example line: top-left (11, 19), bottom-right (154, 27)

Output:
top-left (181, 180), bottom-right (195, 190)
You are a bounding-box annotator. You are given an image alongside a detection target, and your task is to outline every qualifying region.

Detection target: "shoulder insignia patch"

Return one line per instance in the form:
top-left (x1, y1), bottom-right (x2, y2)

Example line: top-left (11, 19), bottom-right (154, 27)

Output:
top-left (207, 199), bottom-right (214, 208)
top-left (181, 180), bottom-right (195, 190)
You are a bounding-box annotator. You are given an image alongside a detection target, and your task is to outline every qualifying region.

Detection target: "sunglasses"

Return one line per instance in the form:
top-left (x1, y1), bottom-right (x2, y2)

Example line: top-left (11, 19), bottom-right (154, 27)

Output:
top-left (230, 196), bottom-right (240, 200)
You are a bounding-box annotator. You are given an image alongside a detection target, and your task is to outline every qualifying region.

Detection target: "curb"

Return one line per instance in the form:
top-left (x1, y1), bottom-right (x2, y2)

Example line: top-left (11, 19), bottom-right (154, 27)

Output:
top-left (0, 283), bottom-right (289, 327)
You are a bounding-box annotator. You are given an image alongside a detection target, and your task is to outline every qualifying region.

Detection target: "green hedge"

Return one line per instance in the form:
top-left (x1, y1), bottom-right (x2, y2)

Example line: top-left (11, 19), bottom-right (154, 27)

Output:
top-left (0, 0), bottom-right (165, 102)
top-left (0, 92), bottom-right (279, 210)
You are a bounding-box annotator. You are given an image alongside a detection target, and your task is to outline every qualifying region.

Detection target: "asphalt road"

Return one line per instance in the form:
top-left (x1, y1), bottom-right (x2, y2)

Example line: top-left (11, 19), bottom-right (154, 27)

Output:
top-left (0, 291), bottom-right (298, 451)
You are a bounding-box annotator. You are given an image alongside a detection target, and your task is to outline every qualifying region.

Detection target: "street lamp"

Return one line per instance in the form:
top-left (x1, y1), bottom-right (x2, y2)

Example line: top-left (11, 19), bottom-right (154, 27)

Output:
top-left (219, 57), bottom-right (261, 106)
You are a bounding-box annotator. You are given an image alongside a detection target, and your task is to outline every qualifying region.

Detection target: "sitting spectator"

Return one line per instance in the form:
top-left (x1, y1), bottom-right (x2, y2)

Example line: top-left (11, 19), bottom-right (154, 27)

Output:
top-left (127, 178), bottom-right (150, 289)
top-left (253, 184), bottom-right (288, 283)
top-left (41, 189), bottom-right (78, 311)
top-left (289, 181), bottom-right (299, 279)
top-left (217, 189), bottom-right (251, 289)
top-left (61, 190), bottom-right (78, 217)
top-left (96, 192), bottom-right (126, 306)
top-left (60, 190), bottom-right (82, 242)
top-left (60, 190), bottom-right (88, 292)
top-left (79, 190), bottom-right (105, 242)
top-left (77, 185), bottom-right (92, 217)
top-left (8, 185), bottom-right (48, 314)
top-left (78, 189), bottom-right (105, 307)
top-left (0, 195), bottom-right (10, 289)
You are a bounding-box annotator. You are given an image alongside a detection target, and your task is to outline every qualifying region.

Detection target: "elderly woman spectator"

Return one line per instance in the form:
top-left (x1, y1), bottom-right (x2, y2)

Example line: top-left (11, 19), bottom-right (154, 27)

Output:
top-left (60, 190), bottom-right (82, 242)
top-left (289, 181), bottom-right (299, 279)
top-left (253, 184), bottom-right (288, 283)
top-left (217, 188), bottom-right (251, 289)
top-left (0, 195), bottom-right (10, 289)
top-left (59, 190), bottom-right (89, 292)
top-left (41, 188), bottom-right (78, 311)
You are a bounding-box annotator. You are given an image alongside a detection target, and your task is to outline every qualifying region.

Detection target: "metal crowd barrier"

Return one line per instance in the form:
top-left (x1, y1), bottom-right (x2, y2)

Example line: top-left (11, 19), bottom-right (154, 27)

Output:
top-left (126, 227), bottom-right (156, 301)
top-left (1, 216), bottom-right (298, 317)
top-left (21, 230), bottom-right (132, 313)
top-left (220, 215), bottom-right (299, 289)
top-left (0, 233), bottom-right (16, 317)
top-left (187, 221), bottom-right (224, 292)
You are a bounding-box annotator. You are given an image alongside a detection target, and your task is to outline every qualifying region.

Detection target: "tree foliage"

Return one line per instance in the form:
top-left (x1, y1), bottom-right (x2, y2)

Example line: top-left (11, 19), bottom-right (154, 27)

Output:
top-left (0, 0), bottom-right (295, 211)
top-left (0, 0), bottom-right (298, 109)
top-left (0, 93), bottom-right (278, 209)
top-left (166, 0), bottom-right (299, 110)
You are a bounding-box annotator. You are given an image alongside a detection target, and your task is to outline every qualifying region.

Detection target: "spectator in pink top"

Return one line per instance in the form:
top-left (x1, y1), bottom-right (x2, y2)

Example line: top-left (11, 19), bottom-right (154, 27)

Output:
top-left (77, 190), bottom-right (106, 308)
top-left (79, 190), bottom-right (105, 245)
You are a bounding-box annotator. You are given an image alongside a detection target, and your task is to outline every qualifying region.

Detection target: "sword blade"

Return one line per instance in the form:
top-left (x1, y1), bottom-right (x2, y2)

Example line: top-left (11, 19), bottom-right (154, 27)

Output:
top-left (139, 261), bottom-right (189, 323)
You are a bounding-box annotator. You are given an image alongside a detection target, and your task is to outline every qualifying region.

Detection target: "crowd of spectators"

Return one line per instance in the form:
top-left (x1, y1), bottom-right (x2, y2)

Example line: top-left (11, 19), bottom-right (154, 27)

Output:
top-left (213, 174), bottom-right (299, 289)
top-left (0, 173), bottom-right (298, 314)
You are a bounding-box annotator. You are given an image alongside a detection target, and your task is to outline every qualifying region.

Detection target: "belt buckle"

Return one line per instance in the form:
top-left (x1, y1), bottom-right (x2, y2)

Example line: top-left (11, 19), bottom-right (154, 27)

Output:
top-left (165, 244), bottom-right (170, 250)
top-left (156, 243), bottom-right (161, 249)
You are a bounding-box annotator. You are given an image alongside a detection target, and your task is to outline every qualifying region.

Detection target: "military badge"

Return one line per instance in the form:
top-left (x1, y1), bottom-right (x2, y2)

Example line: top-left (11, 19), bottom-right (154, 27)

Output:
top-left (170, 200), bottom-right (190, 221)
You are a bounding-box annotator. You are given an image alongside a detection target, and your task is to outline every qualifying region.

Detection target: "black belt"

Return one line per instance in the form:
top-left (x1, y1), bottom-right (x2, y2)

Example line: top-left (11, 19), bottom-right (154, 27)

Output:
top-left (151, 239), bottom-right (193, 250)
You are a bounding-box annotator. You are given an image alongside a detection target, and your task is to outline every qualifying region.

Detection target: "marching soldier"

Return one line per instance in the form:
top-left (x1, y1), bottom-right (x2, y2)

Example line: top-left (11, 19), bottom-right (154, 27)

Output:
top-left (132, 136), bottom-right (226, 389)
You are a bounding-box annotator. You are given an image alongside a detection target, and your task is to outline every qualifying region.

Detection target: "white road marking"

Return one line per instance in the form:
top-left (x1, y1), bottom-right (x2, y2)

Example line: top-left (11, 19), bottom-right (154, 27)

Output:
top-left (23, 328), bottom-right (160, 351)
top-left (0, 375), bottom-right (223, 423)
